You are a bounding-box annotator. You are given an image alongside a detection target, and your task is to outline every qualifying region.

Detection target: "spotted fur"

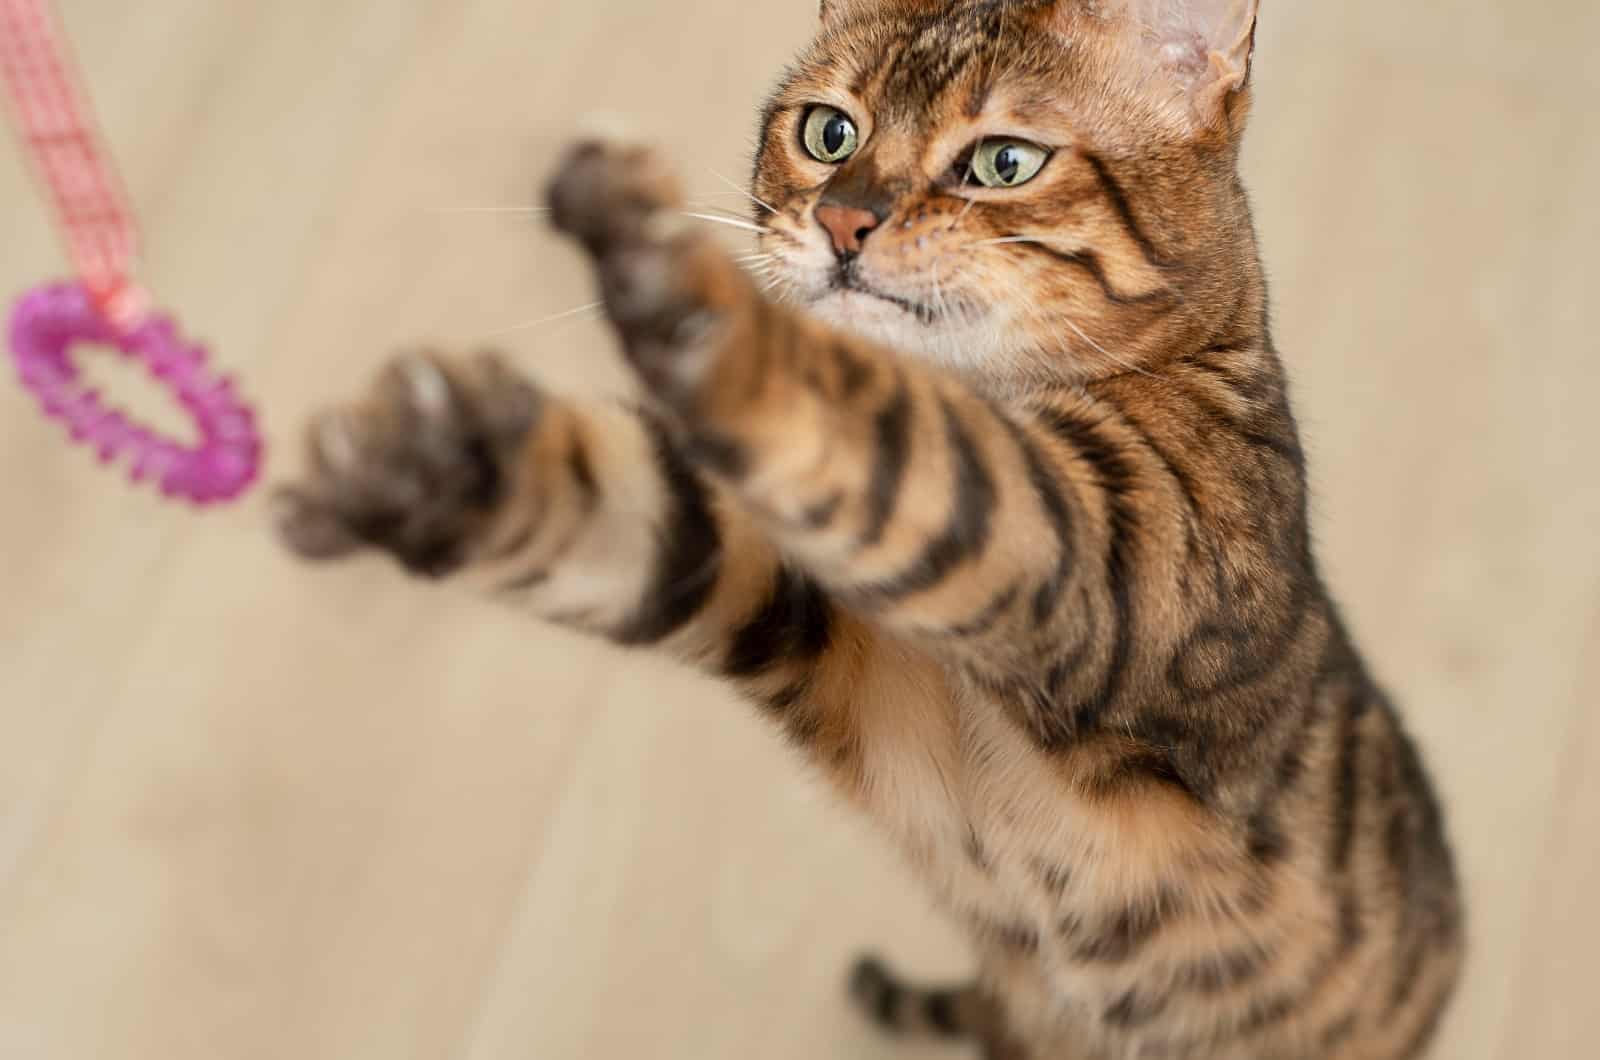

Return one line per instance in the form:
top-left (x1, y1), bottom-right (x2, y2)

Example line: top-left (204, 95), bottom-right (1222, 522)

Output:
top-left (276, 3), bottom-right (1462, 1057)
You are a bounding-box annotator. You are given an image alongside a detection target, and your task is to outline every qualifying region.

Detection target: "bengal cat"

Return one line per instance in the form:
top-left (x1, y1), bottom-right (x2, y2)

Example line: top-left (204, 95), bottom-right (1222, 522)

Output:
top-left (275, 1), bottom-right (1464, 1057)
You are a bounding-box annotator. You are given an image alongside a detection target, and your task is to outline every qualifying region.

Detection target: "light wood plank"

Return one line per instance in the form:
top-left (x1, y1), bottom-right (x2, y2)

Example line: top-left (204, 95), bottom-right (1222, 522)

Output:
top-left (1, 2), bottom-right (1596, 1059)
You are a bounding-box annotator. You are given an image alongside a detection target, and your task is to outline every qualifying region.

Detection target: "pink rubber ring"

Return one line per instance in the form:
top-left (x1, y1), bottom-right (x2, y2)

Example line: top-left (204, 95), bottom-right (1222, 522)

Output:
top-left (9, 280), bottom-right (262, 504)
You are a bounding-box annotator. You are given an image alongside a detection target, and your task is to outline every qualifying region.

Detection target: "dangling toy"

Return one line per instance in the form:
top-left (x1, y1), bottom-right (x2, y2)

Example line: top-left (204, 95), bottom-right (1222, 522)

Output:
top-left (1, 0), bottom-right (261, 504)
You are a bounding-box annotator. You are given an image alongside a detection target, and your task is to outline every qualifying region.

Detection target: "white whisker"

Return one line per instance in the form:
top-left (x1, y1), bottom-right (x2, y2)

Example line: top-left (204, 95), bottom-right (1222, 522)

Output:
top-left (735, 248), bottom-right (779, 277)
top-left (484, 300), bottom-right (603, 336)
top-left (430, 206), bottom-right (550, 215)
top-left (1058, 313), bottom-right (1154, 378)
top-left (690, 201), bottom-right (757, 221)
top-left (707, 167), bottom-right (777, 214)
top-left (680, 211), bottom-right (771, 235)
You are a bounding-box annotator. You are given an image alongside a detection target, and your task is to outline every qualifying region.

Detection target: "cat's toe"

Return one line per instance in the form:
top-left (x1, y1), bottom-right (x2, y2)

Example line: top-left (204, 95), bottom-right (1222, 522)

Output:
top-left (545, 135), bottom-right (754, 419)
top-left (273, 483), bottom-right (362, 562)
top-left (848, 954), bottom-right (892, 1004)
top-left (298, 396), bottom-right (422, 528)
top-left (276, 352), bottom-right (538, 577)
top-left (546, 134), bottom-right (685, 250)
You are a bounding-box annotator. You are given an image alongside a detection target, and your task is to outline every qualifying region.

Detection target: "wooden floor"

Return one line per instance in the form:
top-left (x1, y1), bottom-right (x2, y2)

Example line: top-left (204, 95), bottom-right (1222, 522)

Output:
top-left (1, 2), bottom-right (1596, 1057)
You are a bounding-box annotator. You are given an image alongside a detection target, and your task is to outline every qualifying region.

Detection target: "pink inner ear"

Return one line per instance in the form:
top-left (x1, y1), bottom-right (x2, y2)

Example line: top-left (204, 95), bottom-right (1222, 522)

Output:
top-left (1161, 31), bottom-right (1215, 80)
top-left (1124, 0), bottom-right (1257, 71)
top-left (1106, 0), bottom-right (1257, 120)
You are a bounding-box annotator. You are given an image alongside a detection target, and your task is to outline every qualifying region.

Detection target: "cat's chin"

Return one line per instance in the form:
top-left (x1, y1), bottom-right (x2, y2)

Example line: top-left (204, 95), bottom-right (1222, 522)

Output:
top-left (801, 285), bottom-right (1011, 381)
top-left (806, 287), bottom-right (929, 347)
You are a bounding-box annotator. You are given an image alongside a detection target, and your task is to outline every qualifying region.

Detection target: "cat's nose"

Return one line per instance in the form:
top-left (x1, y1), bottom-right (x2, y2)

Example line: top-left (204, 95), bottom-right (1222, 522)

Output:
top-left (815, 204), bottom-right (881, 257)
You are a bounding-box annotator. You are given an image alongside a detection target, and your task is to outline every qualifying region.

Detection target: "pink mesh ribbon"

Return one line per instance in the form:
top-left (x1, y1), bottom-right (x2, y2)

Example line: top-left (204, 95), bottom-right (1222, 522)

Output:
top-left (1, 0), bottom-right (261, 504)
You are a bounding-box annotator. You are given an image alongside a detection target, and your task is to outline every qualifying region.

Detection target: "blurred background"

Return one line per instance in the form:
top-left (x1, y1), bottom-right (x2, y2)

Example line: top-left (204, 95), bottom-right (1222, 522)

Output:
top-left (1, 1), bottom-right (1596, 1057)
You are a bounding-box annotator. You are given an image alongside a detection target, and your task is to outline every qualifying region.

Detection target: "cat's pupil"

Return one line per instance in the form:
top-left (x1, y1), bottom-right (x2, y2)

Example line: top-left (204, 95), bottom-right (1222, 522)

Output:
top-left (823, 116), bottom-right (850, 155)
top-left (994, 145), bottom-right (1020, 184)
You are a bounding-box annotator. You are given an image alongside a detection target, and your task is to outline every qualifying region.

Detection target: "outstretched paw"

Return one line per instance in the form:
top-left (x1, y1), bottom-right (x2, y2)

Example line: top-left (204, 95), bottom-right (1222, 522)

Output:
top-left (275, 352), bottom-right (540, 577)
top-left (546, 134), bottom-right (688, 252)
top-left (546, 134), bottom-right (751, 415)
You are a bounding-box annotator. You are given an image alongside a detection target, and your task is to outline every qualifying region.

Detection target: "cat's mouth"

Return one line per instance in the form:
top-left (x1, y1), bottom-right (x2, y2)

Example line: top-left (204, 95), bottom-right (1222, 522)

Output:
top-left (825, 270), bottom-right (936, 324)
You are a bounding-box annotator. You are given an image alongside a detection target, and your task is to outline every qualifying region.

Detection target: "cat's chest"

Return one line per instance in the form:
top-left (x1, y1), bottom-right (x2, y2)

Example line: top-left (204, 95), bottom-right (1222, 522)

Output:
top-left (855, 674), bottom-right (1099, 922)
top-left (855, 669), bottom-right (1225, 956)
top-left (853, 660), bottom-right (1058, 852)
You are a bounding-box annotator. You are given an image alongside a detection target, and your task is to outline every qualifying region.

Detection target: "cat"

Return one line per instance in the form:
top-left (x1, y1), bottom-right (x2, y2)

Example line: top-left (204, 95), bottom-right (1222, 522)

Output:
top-left (274, 1), bottom-right (1464, 1057)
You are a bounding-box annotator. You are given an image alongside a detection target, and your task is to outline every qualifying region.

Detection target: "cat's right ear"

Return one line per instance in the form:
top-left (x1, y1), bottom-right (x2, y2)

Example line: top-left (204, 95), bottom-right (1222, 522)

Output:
top-left (1074, 0), bottom-right (1260, 137)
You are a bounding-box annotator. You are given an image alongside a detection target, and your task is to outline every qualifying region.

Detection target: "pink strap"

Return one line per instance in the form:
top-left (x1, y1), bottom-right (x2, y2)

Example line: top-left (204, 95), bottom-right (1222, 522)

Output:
top-left (0, 0), bottom-right (144, 328)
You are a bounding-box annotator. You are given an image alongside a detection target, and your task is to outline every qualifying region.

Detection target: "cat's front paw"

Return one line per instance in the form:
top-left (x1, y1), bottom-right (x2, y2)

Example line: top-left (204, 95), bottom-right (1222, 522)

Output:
top-left (275, 352), bottom-right (541, 577)
top-left (547, 134), bottom-right (752, 417)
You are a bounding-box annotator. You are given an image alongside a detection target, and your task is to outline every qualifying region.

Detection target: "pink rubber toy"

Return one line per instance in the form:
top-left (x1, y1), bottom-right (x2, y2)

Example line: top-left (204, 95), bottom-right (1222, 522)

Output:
top-left (10, 282), bottom-right (260, 503)
top-left (1, 0), bottom-right (262, 505)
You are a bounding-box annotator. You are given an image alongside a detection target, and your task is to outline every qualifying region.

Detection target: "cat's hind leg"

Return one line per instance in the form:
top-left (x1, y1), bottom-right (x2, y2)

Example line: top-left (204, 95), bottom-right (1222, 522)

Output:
top-left (848, 954), bottom-right (1036, 1059)
top-left (848, 955), bottom-right (983, 1042)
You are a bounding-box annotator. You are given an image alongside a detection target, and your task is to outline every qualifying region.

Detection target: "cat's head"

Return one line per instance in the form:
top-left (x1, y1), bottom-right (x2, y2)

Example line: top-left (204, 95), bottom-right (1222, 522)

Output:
top-left (753, 0), bottom-right (1267, 385)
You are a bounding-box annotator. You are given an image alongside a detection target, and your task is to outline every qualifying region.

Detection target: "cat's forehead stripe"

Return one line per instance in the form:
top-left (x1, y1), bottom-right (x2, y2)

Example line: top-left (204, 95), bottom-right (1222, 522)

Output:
top-left (882, 11), bottom-right (994, 116)
top-left (874, 0), bottom-right (1055, 125)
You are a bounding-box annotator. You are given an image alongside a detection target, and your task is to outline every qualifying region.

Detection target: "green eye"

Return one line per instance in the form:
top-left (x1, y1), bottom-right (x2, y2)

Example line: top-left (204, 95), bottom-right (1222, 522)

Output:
top-left (970, 140), bottom-right (1049, 188)
top-left (801, 105), bottom-right (860, 164)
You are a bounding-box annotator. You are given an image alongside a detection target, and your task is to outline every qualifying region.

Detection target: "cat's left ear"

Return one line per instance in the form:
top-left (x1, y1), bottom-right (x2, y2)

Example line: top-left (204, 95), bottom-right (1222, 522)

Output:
top-left (1120, 0), bottom-right (1261, 134)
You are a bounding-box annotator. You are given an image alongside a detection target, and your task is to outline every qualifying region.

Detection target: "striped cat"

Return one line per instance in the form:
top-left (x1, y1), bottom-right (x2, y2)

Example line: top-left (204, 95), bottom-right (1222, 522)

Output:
top-left (275, 1), bottom-right (1464, 1057)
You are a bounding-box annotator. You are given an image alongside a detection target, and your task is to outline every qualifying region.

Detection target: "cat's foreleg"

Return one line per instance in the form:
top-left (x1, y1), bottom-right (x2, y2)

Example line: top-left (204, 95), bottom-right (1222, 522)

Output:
top-left (548, 136), bottom-right (1146, 742)
top-left (274, 349), bottom-right (890, 772)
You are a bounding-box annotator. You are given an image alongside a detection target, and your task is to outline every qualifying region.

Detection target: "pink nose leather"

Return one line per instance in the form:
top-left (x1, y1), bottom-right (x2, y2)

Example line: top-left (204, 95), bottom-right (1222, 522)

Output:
top-left (815, 204), bottom-right (880, 256)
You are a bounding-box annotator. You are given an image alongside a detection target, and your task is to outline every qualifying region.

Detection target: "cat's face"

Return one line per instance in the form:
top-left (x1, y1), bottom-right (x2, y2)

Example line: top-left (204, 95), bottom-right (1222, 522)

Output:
top-left (753, 0), bottom-right (1263, 385)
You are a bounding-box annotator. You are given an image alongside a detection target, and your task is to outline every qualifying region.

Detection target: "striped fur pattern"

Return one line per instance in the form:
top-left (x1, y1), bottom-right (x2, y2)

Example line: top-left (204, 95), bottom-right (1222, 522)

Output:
top-left (276, 2), bottom-right (1463, 1057)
